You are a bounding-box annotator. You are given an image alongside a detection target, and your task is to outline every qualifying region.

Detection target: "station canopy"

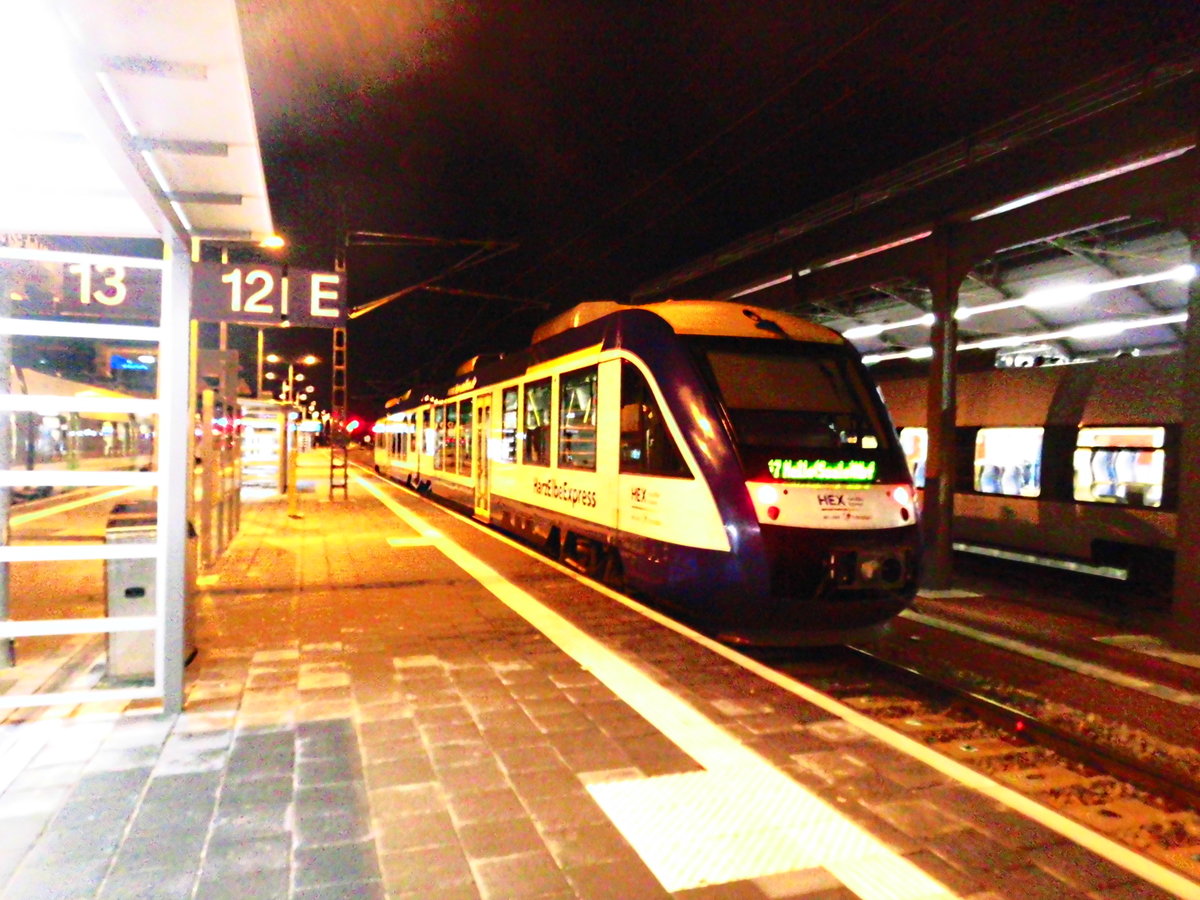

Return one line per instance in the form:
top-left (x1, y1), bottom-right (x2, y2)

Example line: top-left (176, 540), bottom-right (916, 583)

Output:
top-left (807, 217), bottom-right (1194, 368)
top-left (0, 0), bottom-right (273, 245)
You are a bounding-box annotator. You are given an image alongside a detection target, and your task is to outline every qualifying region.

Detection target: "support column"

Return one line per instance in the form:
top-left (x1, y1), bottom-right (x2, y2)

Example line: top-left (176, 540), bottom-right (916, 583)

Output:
top-left (159, 241), bottom-right (194, 715)
top-left (921, 225), bottom-right (960, 590)
top-left (0, 308), bottom-right (11, 669)
top-left (1170, 213), bottom-right (1200, 650)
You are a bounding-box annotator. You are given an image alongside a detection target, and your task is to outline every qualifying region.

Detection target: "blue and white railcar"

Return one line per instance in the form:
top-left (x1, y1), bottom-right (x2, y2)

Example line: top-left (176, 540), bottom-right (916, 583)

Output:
top-left (375, 300), bottom-right (919, 645)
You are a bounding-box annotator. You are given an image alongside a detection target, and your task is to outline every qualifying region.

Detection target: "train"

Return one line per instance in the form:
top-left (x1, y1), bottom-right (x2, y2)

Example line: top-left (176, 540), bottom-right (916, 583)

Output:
top-left (374, 299), bottom-right (921, 645)
top-left (7, 366), bottom-right (155, 501)
top-left (875, 350), bottom-right (1180, 595)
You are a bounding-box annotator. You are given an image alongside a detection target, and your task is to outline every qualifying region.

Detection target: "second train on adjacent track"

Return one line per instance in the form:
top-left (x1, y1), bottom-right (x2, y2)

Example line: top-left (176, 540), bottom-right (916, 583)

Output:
top-left (374, 299), bottom-right (920, 645)
top-left (877, 350), bottom-right (1182, 596)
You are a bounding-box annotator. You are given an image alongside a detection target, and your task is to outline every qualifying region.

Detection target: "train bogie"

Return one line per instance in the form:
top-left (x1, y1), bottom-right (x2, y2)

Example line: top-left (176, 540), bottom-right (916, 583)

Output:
top-left (375, 300), bottom-right (920, 645)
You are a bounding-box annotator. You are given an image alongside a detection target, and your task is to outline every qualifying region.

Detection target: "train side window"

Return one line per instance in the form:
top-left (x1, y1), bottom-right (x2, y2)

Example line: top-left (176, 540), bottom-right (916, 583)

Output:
top-left (973, 427), bottom-right (1042, 496)
top-left (524, 378), bottom-right (552, 466)
top-left (899, 427), bottom-right (927, 488)
top-left (559, 366), bottom-right (597, 470)
top-left (619, 361), bottom-right (689, 477)
top-left (1073, 426), bottom-right (1165, 507)
top-left (444, 403), bottom-right (460, 471)
top-left (500, 386), bottom-right (519, 462)
top-left (459, 400), bottom-right (473, 474)
top-left (422, 408), bottom-right (439, 461)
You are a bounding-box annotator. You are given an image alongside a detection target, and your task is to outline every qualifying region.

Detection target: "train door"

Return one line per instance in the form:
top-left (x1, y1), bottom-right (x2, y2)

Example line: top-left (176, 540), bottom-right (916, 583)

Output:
top-left (474, 395), bottom-right (492, 520)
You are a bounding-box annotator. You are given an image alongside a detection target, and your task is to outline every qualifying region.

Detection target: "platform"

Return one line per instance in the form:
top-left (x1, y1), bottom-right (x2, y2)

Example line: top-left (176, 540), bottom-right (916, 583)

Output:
top-left (0, 454), bottom-right (1195, 899)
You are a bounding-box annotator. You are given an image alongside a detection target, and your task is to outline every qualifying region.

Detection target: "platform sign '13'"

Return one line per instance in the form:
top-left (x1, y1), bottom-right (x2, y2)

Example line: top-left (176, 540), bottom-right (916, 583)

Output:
top-left (191, 262), bottom-right (345, 328)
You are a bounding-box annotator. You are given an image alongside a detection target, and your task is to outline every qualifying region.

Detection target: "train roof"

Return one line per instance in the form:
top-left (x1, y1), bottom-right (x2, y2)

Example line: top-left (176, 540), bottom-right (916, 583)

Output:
top-left (877, 352), bottom-right (1182, 427)
top-left (381, 299), bottom-right (848, 417)
top-left (532, 299), bottom-right (846, 345)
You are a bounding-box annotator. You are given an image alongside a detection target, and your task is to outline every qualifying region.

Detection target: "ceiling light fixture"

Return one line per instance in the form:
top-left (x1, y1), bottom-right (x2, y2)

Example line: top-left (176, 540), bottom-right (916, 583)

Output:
top-left (842, 313), bottom-right (935, 340)
top-left (862, 312), bottom-right (1187, 365)
top-left (956, 263), bottom-right (1196, 321)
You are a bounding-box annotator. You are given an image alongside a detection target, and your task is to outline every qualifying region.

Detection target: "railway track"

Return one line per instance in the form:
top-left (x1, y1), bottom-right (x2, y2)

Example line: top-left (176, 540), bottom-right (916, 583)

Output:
top-left (773, 644), bottom-right (1200, 883)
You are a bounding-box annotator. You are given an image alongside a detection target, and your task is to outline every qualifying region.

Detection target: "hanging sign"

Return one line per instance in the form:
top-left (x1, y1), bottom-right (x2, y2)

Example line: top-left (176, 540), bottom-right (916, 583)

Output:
top-left (0, 254), bottom-right (162, 320)
top-left (191, 262), bottom-right (345, 328)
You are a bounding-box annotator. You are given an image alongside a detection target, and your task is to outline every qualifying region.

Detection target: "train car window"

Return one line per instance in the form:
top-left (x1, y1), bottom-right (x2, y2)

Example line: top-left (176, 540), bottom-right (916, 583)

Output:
top-left (691, 341), bottom-right (888, 450)
top-left (973, 427), bottom-right (1043, 496)
top-left (5, 410), bottom-right (157, 478)
top-left (501, 386), bottom-right (518, 462)
top-left (444, 403), bottom-right (458, 473)
top-left (432, 405), bottom-right (445, 469)
top-left (899, 427), bottom-right (927, 488)
top-left (524, 378), bottom-right (552, 466)
top-left (404, 413), bottom-right (417, 457)
top-left (559, 366), bottom-right (597, 470)
top-left (459, 401), bottom-right (473, 474)
top-left (1073, 426), bottom-right (1165, 507)
top-left (619, 361), bottom-right (690, 477)
top-left (420, 412), bottom-right (434, 460)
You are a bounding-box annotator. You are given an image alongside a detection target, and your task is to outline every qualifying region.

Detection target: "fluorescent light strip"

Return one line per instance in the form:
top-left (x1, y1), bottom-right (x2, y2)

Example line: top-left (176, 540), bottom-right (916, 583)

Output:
top-left (730, 273), bottom-right (795, 298)
top-left (0, 318), bottom-right (160, 341)
top-left (844, 263), bottom-right (1195, 342)
top-left (971, 146), bottom-right (1194, 220)
top-left (820, 230), bottom-right (932, 270)
top-left (843, 313), bottom-right (934, 340)
top-left (959, 312), bottom-right (1187, 350)
top-left (96, 71), bottom-right (141, 140)
top-left (731, 229), bottom-right (931, 300)
top-left (862, 312), bottom-right (1188, 364)
top-left (956, 264), bottom-right (1196, 320)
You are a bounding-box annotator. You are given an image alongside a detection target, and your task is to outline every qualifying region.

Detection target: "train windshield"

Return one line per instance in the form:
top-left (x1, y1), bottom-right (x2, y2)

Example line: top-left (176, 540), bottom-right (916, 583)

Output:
top-left (689, 338), bottom-right (890, 451)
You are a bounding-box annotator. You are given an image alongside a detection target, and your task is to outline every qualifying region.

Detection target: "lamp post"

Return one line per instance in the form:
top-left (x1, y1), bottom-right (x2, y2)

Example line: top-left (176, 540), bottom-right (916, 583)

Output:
top-left (263, 353), bottom-right (319, 518)
top-left (265, 353), bottom-right (319, 402)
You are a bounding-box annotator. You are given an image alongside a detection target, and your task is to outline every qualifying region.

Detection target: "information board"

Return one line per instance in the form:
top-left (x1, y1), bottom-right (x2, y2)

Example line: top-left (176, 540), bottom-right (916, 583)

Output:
top-left (191, 262), bottom-right (345, 328)
top-left (0, 254), bottom-right (161, 320)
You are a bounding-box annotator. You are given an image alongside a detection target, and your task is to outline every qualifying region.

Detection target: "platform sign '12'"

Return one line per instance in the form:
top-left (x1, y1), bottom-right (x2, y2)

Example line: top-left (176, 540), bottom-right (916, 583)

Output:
top-left (191, 262), bottom-right (345, 328)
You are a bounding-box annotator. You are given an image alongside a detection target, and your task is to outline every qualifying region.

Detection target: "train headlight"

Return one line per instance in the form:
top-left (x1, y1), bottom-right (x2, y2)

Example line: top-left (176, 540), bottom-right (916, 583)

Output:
top-left (756, 484), bottom-right (780, 506)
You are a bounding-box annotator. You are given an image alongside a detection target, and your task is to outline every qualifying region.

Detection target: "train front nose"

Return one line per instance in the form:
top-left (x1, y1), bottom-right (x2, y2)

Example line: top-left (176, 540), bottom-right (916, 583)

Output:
top-left (713, 479), bottom-right (921, 645)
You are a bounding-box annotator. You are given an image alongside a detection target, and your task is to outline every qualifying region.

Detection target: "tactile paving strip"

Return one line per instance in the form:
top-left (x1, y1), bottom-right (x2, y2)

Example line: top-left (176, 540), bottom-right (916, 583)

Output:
top-left (588, 766), bottom-right (954, 896)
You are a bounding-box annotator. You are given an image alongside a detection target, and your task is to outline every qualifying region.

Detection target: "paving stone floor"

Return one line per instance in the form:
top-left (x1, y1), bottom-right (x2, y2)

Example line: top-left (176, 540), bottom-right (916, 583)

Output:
top-left (0, 457), bottom-right (1187, 899)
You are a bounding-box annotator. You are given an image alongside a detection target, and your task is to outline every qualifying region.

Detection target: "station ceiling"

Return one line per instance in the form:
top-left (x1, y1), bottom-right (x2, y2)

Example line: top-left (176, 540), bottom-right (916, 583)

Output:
top-left (816, 219), bottom-right (1192, 367)
top-left (0, 0), bottom-right (272, 246)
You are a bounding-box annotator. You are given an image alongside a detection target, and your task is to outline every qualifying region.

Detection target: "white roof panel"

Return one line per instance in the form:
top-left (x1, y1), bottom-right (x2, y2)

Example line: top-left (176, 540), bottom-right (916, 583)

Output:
top-left (0, 0), bottom-right (272, 244)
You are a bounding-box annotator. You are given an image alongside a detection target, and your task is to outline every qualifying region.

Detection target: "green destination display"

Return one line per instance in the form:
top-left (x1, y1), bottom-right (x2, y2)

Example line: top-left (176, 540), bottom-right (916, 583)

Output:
top-left (767, 458), bottom-right (877, 482)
